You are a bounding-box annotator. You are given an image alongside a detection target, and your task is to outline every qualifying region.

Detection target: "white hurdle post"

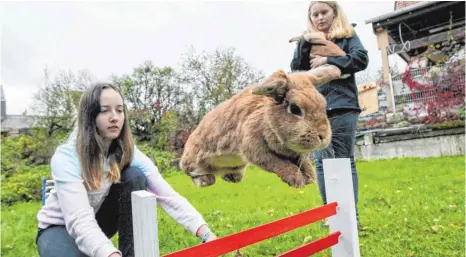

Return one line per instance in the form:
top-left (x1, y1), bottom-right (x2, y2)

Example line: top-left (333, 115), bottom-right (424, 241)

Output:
top-left (323, 158), bottom-right (361, 257)
top-left (132, 190), bottom-right (160, 257)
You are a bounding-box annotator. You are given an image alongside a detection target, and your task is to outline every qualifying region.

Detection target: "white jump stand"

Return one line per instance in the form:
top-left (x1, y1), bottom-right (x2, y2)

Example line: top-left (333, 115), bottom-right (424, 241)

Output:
top-left (132, 190), bottom-right (160, 257)
top-left (323, 158), bottom-right (361, 257)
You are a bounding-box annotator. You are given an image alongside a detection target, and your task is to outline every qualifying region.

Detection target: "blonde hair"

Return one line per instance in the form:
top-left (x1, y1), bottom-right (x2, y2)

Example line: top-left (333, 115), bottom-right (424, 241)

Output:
top-left (307, 1), bottom-right (355, 39)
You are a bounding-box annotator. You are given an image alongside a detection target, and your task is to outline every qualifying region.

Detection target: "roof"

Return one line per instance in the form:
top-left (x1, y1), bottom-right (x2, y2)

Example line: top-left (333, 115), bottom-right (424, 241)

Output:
top-left (365, 1), bottom-right (438, 25)
top-left (358, 82), bottom-right (377, 93)
top-left (365, 1), bottom-right (465, 60)
top-left (1, 115), bottom-right (37, 130)
top-left (366, 1), bottom-right (464, 35)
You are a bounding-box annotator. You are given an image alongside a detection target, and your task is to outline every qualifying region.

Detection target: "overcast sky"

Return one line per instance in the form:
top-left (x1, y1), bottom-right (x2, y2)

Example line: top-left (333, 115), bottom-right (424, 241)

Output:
top-left (1, 0), bottom-right (404, 115)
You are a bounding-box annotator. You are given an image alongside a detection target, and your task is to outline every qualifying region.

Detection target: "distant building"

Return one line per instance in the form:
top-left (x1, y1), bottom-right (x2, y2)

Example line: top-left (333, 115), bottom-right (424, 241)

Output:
top-left (1, 84), bottom-right (6, 119)
top-left (1, 85), bottom-right (37, 136)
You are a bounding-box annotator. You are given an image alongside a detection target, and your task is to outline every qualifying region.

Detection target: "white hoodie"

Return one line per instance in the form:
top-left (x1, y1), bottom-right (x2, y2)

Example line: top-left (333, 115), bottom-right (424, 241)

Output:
top-left (37, 131), bottom-right (207, 257)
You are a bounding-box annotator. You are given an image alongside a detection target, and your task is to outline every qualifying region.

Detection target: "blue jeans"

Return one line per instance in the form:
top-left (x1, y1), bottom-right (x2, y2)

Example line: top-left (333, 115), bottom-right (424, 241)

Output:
top-left (36, 167), bottom-right (148, 257)
top-left (313, 109), bottom-right (359, 216)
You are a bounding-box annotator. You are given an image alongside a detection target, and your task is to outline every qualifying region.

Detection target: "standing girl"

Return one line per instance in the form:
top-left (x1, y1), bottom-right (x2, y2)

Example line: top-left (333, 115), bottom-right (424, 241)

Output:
top-left (290, 1), bottom-right (369, 227)
top-left (36, 83), bottom-right (216, 257)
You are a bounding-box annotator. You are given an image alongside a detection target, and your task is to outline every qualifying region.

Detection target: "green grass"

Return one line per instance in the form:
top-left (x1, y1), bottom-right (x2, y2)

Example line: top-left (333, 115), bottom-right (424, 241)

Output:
top-left (2, 156), bottom-right (464, 257)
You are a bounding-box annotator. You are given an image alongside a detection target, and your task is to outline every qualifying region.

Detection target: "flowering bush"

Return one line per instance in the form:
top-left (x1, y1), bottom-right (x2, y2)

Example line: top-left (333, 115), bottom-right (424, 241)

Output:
top-left (400, 54), bottom-right (465, 124)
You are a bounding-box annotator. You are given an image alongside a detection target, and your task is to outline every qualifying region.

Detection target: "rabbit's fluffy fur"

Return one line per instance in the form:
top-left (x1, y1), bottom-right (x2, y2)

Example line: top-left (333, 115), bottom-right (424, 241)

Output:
top-left (289, 32), bottom-right (346, 57)
top-left (180, 65), bottom-right (342, 188)
top-left (289, 32), bottom-right (350, 79)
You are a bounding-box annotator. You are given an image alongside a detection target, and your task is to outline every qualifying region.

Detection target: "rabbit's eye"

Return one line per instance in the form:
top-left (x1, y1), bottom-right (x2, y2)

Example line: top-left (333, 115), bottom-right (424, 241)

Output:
top-left (288, 103), bottom-right (302, 116)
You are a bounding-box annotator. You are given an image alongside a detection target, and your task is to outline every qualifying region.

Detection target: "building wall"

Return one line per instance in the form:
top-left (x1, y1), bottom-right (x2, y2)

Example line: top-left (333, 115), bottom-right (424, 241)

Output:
top-left (358, 83), bottom-right (379, 116)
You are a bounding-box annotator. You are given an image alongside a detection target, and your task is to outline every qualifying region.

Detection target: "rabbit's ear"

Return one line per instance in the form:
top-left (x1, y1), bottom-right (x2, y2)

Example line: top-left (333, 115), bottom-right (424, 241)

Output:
top-left (306, 65), bottom-right (342, 87)
top-left (252, 70), bottom-right (289, 102)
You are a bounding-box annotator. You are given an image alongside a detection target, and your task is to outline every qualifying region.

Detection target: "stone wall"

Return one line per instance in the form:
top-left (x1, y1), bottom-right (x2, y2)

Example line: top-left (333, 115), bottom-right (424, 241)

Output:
top-left (358, 110), bottom-right (465, 132)
top-left (355, 126), bottom-right (464, 160)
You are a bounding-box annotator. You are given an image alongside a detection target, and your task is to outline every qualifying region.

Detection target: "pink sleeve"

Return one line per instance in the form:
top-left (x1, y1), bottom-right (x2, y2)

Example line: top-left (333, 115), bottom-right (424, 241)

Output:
top-left (130, 147), bottom-right (207, 235)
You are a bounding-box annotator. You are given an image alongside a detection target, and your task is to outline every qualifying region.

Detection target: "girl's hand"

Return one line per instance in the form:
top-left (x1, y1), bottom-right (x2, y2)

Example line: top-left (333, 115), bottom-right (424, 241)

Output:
top-left (108, 253), bottom-right (121, 257)
top-left (204, 232), bottom-right (217, 243)
top-left (310, 56), bottom-right (327, 68)
top-left (197, 224), bottom-right (218, 243)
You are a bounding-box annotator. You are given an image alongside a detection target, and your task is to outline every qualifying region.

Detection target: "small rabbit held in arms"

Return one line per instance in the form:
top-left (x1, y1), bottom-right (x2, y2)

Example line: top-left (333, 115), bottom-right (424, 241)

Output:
top-left (289, 32), bottom-right (351, 79)
top-left (289, 32), bottom-right (346, 57)
top-left (180, 65), bottom-right (341, 188)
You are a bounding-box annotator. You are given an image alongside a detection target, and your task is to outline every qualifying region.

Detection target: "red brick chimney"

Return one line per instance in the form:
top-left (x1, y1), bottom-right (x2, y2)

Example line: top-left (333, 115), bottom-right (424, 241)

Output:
top-left (394, 1), bottom-right (421, 10)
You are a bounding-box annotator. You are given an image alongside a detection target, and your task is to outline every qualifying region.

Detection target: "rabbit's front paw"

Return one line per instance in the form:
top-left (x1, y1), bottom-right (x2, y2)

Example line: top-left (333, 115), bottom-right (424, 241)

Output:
top-left (281, 172), bottom-right (306, 188)
top-left (302, 169), bottom-right (316, 184)
top-left (300, 160), bottom-right (316, 184)
top-left (192, 174), bottom-right (216, 187)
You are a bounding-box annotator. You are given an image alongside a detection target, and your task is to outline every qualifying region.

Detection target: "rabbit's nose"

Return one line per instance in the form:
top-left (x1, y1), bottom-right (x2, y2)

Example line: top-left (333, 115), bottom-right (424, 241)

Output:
top-left (318, 134), bottom-right (325, 141)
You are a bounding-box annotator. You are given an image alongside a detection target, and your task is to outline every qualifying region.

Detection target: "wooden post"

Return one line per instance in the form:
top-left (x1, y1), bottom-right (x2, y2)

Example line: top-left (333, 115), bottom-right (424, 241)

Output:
top-left (132, 190), bottom-right (159, 257)
top-left (376, 29), bottom-right (396, 112)
top-left (323, 158), bottom-right (361, 257)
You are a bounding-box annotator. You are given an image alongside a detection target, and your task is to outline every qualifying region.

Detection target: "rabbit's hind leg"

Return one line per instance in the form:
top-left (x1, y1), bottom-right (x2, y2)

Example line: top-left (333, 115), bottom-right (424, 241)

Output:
top-left (192, 173), bottom-right (216, 187)
top-left (189, 166), bottom-right (216, 187)
top-left (221, 165), bottom-right (247, 183)
top-left (182, 162), bottom-right (217, 187)
top-left (204, 154), bottom-right (246, 183)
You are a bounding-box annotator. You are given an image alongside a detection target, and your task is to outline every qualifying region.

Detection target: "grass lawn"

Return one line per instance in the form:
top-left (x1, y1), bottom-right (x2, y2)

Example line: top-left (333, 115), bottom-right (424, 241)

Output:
top-left (1, 156), bottom-right (464, 257)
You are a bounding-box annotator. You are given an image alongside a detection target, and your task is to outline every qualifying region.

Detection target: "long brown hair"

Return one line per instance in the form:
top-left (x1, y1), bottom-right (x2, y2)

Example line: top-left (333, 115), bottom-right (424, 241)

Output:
top-left (307, 1), bottom-right (355, 39)
top-left (76, 83), bottom-right (134, 190)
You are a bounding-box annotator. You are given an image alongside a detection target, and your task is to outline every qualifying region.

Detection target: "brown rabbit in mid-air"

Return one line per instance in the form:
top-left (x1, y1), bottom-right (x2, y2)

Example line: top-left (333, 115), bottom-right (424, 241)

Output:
top-left (179, 65), bottom-right (341, 188)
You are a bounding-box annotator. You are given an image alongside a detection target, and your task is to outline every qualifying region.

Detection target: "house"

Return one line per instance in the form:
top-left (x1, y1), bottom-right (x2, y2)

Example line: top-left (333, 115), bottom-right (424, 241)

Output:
top-left (354, 2), bottom-right (465, 160)
top-left (365, 1), bottom-right (465, 113)
top-left (1, 85), bottom-right (38, 136)
top-left (357, 81), bottom-right (379, 116)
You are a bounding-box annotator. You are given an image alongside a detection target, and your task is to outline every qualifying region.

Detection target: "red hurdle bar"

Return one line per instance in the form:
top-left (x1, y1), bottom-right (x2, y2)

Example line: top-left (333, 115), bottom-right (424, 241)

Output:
top-left (163, 202), bottom-right (338, 257)
top-left (277, 231), bottom-right (341, 257)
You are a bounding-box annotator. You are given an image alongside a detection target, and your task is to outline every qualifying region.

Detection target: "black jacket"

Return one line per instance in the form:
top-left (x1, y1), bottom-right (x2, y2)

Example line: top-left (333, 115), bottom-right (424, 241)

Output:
top-left (290, 33), bottom-right (369, 112)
